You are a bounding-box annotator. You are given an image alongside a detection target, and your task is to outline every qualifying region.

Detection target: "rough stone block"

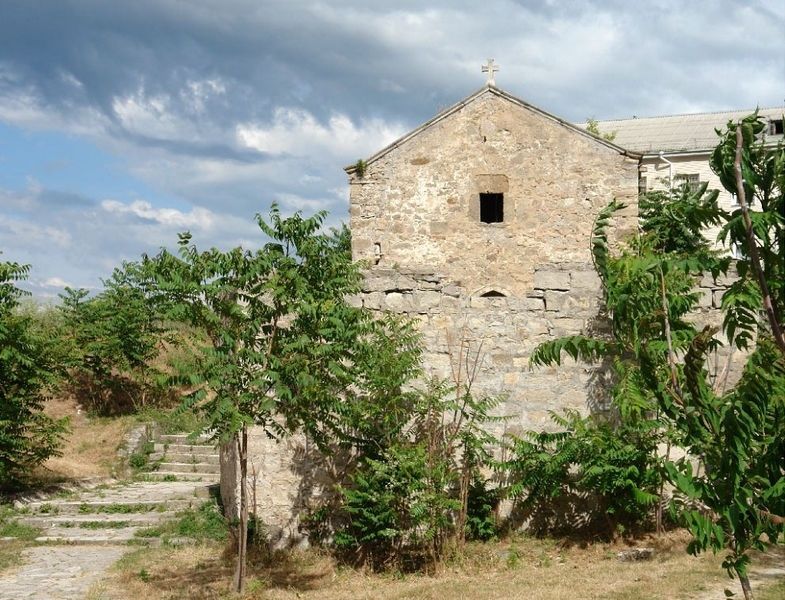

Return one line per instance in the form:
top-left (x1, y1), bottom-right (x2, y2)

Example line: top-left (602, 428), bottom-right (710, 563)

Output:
top-left (570, 270), bottom-right (601, 290)
top-left (697, 288), bottom-right (713, 308)
top-left (345, 294), bottom-right (361, 308)
top-left (534, 270), bottom-right (571, 291)
top-left (362, 291), bottom-right (383, 310)
top-left (544, 290), bottom-right (568, 311)
top-left (550, 318), bottom-right (584, 336)
top-left (442, 284), bottom-right (462, 297)
top-left (520, 297), bottom-right (545, 311)
top-left (416, 290), bottom-right (441, 310)
top-left (383, 292), bottom-right (409, 311)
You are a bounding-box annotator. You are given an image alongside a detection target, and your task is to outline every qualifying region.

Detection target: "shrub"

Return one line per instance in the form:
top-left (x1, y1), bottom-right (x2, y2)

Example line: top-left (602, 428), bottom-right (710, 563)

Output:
top-left (0, 260), bottom-right (68, 488)
top-left (506, 410), bottom-right (661, 536)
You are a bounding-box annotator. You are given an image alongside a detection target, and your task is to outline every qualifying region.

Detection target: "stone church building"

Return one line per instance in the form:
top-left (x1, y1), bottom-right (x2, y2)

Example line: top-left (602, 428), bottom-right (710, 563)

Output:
top-left (220, 78), bottom-right (740, 546)
top-left (346, 82), bottom-right (639, 435)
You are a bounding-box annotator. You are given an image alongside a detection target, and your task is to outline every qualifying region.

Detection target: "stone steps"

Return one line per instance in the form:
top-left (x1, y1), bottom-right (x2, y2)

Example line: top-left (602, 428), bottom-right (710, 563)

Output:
top-left (149, 452), bottom-right (220, 465)
top-left (158, 434), bottom-right (213, 445)
top-left (24, 498), bottom-right (196, 515)
top-left (152, 443), bottom-right (217, 455)
top-left (19, 512), bottom-right (177, 528)
top-left (142, 471), bottom-right (219, 483)
top-left (156, 461), bottom-right (219, 474)
top-left (9, 432), bottom-right (221, 548)
top-left (34, 526), bottom-right (151, 545)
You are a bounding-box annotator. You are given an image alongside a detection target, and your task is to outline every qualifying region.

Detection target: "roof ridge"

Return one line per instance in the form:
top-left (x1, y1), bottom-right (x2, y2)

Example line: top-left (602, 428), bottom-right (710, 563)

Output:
top-left (595, 106), bottom-right (785, 124)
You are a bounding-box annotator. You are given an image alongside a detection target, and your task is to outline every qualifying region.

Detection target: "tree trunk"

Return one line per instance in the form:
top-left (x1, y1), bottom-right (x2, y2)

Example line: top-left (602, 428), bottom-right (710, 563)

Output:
top-left (736, 568), bottom-right (754, 600)
top-left (233, 425), bottom-right (249, 594)
top-left (455, 454), bottom-right (471, 550)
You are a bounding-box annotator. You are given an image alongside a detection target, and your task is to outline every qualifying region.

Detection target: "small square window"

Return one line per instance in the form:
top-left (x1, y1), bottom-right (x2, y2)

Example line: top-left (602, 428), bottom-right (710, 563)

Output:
top-left (770, 119), bottom-right (784, 136)
top-left (480, 193), bottom-right (504, 223)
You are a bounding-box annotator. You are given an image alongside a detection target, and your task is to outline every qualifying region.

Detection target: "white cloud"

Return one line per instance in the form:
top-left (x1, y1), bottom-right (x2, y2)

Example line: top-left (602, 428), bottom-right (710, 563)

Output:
top-left (236, 107), bottom-right (405, 161)
top-left (101, 199), bottom-right (215, 229)
top-left (43, 276), bottom-right (72, 288)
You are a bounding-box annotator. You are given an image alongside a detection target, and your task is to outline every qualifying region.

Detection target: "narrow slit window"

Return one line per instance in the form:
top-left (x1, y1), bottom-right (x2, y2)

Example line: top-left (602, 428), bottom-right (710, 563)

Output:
top-left (480, 193), bottom-right (504, 223)
top-left (480, 290), bottom-right (506, 298)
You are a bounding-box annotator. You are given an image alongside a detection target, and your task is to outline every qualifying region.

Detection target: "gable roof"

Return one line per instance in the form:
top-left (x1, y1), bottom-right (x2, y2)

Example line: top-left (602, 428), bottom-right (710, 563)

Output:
top-left (345, 85), bottom-right (640, 174)
top-left (589, 107), bottom-right (785, 155)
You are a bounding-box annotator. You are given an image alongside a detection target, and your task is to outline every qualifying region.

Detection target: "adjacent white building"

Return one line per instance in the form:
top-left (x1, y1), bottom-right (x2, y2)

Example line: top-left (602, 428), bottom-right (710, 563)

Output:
top-left (592, 108), bottom-right (785, 251)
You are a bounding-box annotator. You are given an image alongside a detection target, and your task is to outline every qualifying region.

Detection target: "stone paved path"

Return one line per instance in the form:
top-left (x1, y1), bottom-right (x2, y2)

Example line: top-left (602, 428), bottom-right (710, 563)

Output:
top-left (0, 434), bottom-right (220, 599)
top-left (0, 545), bottom-right (126, 600)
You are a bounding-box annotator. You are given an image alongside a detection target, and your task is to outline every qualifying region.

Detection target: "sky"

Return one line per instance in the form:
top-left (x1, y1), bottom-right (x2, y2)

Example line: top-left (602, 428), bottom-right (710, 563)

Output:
top-left (1, 0), bottom-right (783, 298)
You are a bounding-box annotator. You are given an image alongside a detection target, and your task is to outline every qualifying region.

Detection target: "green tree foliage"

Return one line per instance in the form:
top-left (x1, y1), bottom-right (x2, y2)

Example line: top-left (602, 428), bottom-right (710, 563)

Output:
top-left (586, 118), bottom-right (618, 142)
top-left (507, 410), bottom-right (661, 535)
top-left (333, 378), bottom-right (504, 570)
top-left (58, 262), bottom-right (171, 414)
top-left (143, 205), bottom-right (404, 592)
top-left (529, 115), bottom-right (785, 599)
top-left (660, 114), bottom-right (785, 600)
top-left (0, 260), bottom-right (68, 488)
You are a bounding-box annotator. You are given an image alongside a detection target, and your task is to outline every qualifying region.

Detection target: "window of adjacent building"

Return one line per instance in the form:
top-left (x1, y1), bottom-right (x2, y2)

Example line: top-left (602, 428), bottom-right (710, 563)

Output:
top-left (675, 173), bottom-right (700, 192)
top-left (770, 119), bottom-right (784, 136)
top-left (479, 193), bottom-right (504, 223)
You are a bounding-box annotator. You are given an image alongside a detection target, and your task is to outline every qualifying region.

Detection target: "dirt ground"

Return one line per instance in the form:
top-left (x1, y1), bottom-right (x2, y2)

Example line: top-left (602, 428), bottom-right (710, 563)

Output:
top-left (37, 397), bottom-right (134, 483)
top-left (94, 532), bottom-right (785, 600)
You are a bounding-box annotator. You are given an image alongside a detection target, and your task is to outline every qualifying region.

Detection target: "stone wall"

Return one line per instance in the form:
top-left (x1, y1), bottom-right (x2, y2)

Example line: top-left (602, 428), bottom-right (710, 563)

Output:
top-left (349, 88), bottom-right (640, 296)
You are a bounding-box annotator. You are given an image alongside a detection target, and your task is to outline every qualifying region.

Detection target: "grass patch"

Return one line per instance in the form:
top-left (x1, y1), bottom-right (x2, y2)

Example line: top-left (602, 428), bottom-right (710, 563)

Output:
top-left (0, 539), bottom-right (30, 574)
top-left (0, 505), bottom-right (40, 541)
top-left (94, 531), bottom-right (785, 600)
top-left (134, 407), bottom-right (206, 436)
top-left (0, 520), bottom-right (39, 541)
top-left (759, 579), bottom-right (785, 600)
top-left (79, 503), bottom-right (159, 514)
top-left (134, 501), bottom-right (227, 543)
top-left (76, 520), bottom-right (132, 529)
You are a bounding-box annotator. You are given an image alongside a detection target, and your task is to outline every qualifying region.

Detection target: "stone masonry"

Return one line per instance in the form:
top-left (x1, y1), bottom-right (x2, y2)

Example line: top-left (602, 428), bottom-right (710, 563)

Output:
top-left (224, 85), bottom-right (741, 545)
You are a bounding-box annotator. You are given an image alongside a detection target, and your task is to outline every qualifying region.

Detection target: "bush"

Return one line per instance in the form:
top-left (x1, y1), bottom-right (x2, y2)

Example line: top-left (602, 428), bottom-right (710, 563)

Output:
top-left (0, 260), bottom-right (68, 488)
top-left (334, 445), bottom-right (458, 570)
top-left (506, 410), bottom-right (661, 536)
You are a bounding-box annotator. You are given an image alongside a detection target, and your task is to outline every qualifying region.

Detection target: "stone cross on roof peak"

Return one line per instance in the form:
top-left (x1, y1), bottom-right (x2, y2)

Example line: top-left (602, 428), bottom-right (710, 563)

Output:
top-left (482, 59), bottom-right (499, 87)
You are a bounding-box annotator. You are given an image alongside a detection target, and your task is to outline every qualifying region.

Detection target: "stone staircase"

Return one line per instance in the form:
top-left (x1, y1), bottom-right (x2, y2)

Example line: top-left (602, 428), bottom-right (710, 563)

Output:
top-left (145, 433), bottom-right (221, 483)
top-left (16, 480), bottom-right (212, 545)
top-left (12, 433), bottom-right (221, 546)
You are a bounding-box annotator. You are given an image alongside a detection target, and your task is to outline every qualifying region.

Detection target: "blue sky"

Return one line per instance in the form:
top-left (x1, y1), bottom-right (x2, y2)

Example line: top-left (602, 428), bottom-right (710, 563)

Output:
top-left (1, 0), bottom-right (783, 297)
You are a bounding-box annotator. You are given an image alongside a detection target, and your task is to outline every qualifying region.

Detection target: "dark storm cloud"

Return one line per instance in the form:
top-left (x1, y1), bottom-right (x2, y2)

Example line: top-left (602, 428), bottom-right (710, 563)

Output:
top-left (3, 1), bottom-right (783, 143)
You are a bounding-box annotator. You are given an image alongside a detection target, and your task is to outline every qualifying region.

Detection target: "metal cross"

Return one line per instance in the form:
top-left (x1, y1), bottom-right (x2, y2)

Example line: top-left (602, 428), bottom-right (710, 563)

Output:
top-left (482, 59), bottom-right (499, 86)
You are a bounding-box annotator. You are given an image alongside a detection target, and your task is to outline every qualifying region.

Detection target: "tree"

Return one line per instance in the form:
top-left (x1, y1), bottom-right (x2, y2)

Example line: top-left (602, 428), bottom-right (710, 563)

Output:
top-left (144, 205), bottom-right (388, 593)
top-left (59, 262), bottom-right (170, 414)
top-left (662, 112), bottom-right (785, 600)
top-left (0, 260), bottom-right (68, 488)
top-left (586, 118), bottom-right (618, 142)
top-left (529, 117), bottom-right (785, 599)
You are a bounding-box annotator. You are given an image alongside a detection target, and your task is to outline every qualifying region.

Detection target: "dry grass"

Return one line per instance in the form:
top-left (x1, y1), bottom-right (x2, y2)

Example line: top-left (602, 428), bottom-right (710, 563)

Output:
top-left (94, 532), bottom-right (785, 600)
top-left (33, 397), bottom-right (134, 484)
top-left (0, 539), bottom-right (31, 575)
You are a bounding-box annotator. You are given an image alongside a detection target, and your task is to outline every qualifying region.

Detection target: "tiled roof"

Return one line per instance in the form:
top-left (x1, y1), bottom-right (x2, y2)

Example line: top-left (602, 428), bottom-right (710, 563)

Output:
top-left (588, 107), bottom-right (785, 154)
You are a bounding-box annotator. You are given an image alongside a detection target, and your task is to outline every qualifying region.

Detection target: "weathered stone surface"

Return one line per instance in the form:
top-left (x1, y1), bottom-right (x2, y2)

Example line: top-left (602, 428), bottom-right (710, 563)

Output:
top-left (570, 270), bottom-right (601, 290)
top-left (534, 270), bottom-right (571, 291)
